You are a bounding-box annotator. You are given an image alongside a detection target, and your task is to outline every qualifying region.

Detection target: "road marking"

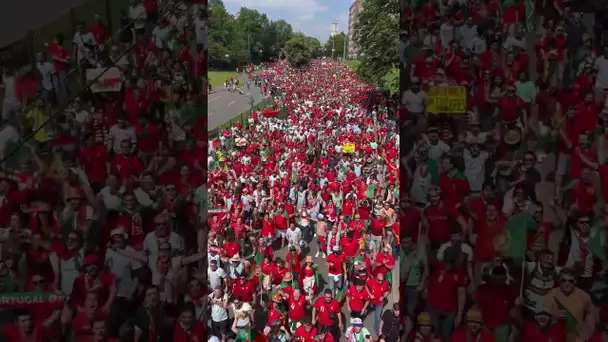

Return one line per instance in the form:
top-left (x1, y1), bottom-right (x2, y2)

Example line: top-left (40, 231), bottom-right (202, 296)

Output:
top-left (228, 101), bottom-right (236, 106)
top-left (209, 96), bottom-right (221, 102)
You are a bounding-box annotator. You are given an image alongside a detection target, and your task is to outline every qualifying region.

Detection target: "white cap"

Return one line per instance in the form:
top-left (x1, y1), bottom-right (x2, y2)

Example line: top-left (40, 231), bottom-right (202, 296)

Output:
top-left (351, 318), bottom-right (363, 326)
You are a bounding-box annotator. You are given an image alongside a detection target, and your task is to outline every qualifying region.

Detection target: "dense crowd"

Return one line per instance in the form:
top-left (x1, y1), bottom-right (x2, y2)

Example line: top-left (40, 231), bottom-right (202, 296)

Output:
top-left (401, 1), bottom-right (608, 341)
top-left (206, 60), bottom-right (400, 342)
top-left (0, 0), bottom-right (208, 341)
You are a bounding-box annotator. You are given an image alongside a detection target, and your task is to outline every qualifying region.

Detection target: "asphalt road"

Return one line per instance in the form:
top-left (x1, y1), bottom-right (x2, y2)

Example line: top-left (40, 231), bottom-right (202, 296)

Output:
top-left (208, 73), bottom-right (268, 130)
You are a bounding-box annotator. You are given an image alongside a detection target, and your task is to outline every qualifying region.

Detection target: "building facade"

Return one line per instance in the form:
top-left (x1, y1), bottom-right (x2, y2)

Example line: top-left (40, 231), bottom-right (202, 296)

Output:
top-left (347, 0), bottom-right (361, 59)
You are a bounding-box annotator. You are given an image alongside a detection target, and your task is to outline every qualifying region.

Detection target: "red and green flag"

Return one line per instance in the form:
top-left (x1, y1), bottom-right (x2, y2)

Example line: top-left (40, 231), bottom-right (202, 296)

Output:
top-left (498, 212), bottom-right (537, 259)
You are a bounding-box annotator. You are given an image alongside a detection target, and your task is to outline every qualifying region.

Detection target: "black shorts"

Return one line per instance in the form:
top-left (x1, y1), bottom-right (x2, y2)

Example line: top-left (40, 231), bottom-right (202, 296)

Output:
top-left (212, 319), bottom-right (229, 336)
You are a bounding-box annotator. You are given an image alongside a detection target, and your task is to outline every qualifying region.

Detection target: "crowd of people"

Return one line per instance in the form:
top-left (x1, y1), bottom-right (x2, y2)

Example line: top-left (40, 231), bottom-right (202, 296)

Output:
top-left (0, 0), bottom-right (208, 341)
top-left (206, 60), bottom-right (400, 342)
top-left (401, 0), bottom-right (608, 341)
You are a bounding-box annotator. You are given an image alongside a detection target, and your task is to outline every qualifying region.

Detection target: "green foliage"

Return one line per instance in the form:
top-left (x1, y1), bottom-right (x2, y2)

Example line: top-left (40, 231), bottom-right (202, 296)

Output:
top-left (353, 0), bottom-right (399, 85)
top-left (209, 0), bottom-right (298, 69)
top-left (285, 37), bottom-right (313, 66)
top-left (323, 33), bottom-right (347, 59)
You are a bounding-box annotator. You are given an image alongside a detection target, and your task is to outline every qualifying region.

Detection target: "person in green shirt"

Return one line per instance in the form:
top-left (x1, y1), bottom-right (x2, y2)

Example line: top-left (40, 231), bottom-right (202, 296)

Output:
top-left (400, 232), bottom-right (428, 322)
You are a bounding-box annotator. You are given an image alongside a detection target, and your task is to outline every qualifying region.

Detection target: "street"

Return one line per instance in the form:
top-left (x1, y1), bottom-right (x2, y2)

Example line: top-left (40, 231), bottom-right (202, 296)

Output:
top-left (208, 73), bottom-right (268, 130)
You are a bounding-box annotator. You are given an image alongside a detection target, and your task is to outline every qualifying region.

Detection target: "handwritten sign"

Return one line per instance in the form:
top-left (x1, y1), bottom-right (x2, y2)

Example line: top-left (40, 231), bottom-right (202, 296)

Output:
top-left (86, 67), bottom-right (122, 93)
top-left (426, 86), bottom-right (466, 114)
top-left (342, 144), bottom-right (355, 153)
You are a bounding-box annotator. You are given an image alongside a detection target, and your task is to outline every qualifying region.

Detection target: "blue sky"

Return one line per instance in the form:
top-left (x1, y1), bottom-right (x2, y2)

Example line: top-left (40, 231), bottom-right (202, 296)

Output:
top-left (223, 0), bottom-right (353, 43)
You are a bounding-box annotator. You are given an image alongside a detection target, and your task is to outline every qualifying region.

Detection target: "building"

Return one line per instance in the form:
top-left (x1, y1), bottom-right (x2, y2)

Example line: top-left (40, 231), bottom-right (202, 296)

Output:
top-left (347, 0), bottom-right (362, 59)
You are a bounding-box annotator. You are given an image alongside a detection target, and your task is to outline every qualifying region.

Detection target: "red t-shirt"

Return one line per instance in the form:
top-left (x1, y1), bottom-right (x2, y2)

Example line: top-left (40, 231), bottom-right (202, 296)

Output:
top-left (79, 146), bottom-right (109, 183)
top-left (450, 328), bottom-right (495, 342)
top-left (326, 252), bottom-right (346, 275)
top-left (3, 324), bottom-right (48, 342)
top-left (497, 95), bottom-right (524, 122)
top-left (232, 280), bottom-right (256, 303)
top-left (474, 284), bottom-right (517, 328)
top-left (427, 263), bottom-right (466, 312)
top-left (366, 278), bottom-right (390, 306)
top-left (112, 154), bottom-right (144, 182)
top-left (294, 325), bottom-right (318, 342)
top-left (374, 252), bottom-right (395, 277)
top-left (47, 43), bottom-right (70, 71)
top-left (71, 272), bottom-right (116, 309)
top-left (340, 237), bottom-right (360, 257)
top-left (347, 286), bottom-right (370, 311)
top-left (288, 295), bottom-right (307, 321)
top-left (570, 148), bottom-right (597, 179)
top-left (573, 181), bottom-right (597, 214)
top-left (521, 320), bottom-right (565, 342)
top-left (313, 298), bottom-right (341, 326)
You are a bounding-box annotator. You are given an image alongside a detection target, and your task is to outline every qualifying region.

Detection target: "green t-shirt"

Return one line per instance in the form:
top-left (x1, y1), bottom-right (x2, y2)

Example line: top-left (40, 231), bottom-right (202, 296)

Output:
top-left (403, 247), bottom-right (425, 287)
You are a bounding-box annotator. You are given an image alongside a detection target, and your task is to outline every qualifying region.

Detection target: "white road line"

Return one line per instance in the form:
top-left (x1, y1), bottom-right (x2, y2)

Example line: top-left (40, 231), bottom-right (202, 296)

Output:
top-left (209, 96), bottom-right (221, 102)
top-left (228, 101), bottom-right (236, 106)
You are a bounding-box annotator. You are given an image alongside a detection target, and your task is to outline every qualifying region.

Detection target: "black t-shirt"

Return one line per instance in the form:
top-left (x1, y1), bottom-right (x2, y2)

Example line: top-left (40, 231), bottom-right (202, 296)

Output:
top-left (381, 310), bottom-right (399, 342)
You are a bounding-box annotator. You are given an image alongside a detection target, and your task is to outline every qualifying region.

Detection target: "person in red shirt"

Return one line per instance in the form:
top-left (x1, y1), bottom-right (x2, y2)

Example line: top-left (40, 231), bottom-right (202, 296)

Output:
top-left (231, 273), bottom-right (256, 305)
top-left (450, 308), bottom-right (495, 342)
top-left (474, 266), bottom-right (516, 336)
top-left (326, 246), bottom-right (347, 297)
top-left (3, 309), bottom-right (59, 342)
top-left (288, 288), bottom-right (307, 330)
top-left (512, 306), bottom-right (564, 342)
top-left (111, 139), bottom-right (144, 184)
top-left (374, 244), bottom-right (395, 279)
top-left (172, 304), bottom-right (205, 342)
top-left (293, 319), bottom-right (318, 342)
top-left (312, 289), bottom-right (343, 334)
top-left (340, 231), bottom-right (360, 258)
top-left (70, 255), bottom-right (117, 315)
top-left (495, 84), bottom-right (528, 128)
top-left (427, 246), bottom-right (466, 338)
top-left (365, 272), bottom-right (390, 336)
top-left (72, 292), bottom-right (108, 338)
top-left (76, 318), bottom-right (119, 342)
top-left (47, 34), bottom-right (71, 95)
top-left (346, 280), bottom-right (371, 319)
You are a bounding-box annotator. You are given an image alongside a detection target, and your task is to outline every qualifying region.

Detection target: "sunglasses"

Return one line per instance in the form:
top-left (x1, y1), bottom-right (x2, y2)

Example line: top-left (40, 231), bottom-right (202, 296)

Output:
top-left (32, 280), bottom-right (44, 285)
top-left (561, 278), bottom-right (575, 284)
top-left (579, 220), bottom-right (590, 225)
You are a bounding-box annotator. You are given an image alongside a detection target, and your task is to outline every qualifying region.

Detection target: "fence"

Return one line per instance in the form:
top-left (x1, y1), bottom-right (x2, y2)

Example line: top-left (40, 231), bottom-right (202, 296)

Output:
top-left (208, 97), bottom-right (273, 139)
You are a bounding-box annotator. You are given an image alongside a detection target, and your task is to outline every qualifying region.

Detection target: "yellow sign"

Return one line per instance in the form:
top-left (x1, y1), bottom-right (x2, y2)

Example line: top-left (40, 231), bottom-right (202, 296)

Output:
top-left (342, 144), bottom-right (355, 153)
top-left (426, 86), bottom-right (466, 114)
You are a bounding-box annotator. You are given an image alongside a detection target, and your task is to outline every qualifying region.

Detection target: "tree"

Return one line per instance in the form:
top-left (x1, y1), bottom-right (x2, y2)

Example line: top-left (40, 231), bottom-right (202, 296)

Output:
top-left (353, 0), bottom-right (399, 85)
top-left (208, 0), bottom-right (299, 69)
top-left (307, 37), bottom-right (322, 59)
top-left (323, 32), bottom-right (346, 59)
top-left (285, 37), bottom-right (313, 66)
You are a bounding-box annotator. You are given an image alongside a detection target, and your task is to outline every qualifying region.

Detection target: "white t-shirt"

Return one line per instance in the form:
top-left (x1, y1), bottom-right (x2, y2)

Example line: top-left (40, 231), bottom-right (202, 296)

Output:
top-left (463, 150), bottom-right (489, 192)
top-left (72, 32), bottom-right (96, 61)
top-left (105, 247), bottom-right (142, 298)
top-left (208, 293), bottom-right (229, 322)
top-left (401, 90), bottom-right (426, 113)
top-left (194, 17), bottom-right (208, 47)
top-left (152, 26), bottom-right (169, 49)
top-left (594, 56), bottom-right (608, 89)
top-left (0, 125), bottom-right (20, 155)
top-left (108, 124), bottom-right (137, 153)
top-left (2, 75), bottom-right (19, 104)
top-left (344, 327), bottom-right (371, 342)
top-left (49, 248), bottom-right (85, 295)
top-left (98, 186), bottom-right (123, 210)
top-left (37, 62), bottom-right (56, 91)
top-left (285, 227), bottom-right (302, 246)
top-left (437, 241), bottom-right (474, 262)
top-left (129, 4), bottom-right (147, 30)
top-left (143, 231), bottom-right (184, 261)
top-left (232, 302), bottom-right (253, 327)
top-left (208, 266), bottom-right (226, 290)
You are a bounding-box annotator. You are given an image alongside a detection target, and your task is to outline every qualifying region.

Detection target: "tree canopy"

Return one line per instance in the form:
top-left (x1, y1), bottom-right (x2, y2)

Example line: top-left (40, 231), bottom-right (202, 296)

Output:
top-left (352, 0), bottom-right (400, 86)
top-left (208, 0), bottom-right (296, 69)
top-left (322, 33), bottom-right (346, 59)
top-left (284, 36), bottom-right (315, 66)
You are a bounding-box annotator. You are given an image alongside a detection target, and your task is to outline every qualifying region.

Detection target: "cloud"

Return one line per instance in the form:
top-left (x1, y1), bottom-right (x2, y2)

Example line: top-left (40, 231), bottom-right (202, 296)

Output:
top-left (224, 0), bottom-right (328, 20)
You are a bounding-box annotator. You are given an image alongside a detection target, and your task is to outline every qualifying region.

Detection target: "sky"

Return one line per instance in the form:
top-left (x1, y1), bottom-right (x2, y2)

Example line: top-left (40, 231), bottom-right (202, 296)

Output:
top-left (223, 0), bottom-right (353, 43)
